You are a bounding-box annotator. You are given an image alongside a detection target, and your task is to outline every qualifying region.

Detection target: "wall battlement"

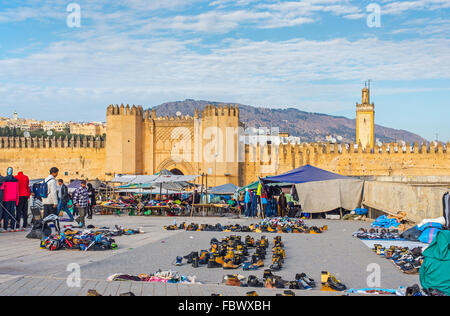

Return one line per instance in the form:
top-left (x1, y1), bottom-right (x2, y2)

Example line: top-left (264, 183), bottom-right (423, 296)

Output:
top-left (0, 136), bottom-right (105, 149)
top-left (201, 104), bottom-right (239, 118)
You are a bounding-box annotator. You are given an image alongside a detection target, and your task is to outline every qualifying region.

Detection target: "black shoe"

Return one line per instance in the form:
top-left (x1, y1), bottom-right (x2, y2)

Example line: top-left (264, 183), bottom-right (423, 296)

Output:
top-left (192, 257), bottom-right (199, 268)
top-left (296, 273), bottom-right (316, 288)
top-left (326, 275), bottom-right (347, 292)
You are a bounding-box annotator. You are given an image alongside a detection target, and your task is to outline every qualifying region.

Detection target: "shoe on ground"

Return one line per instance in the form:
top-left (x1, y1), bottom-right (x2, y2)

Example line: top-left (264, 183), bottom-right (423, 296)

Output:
top-left (326, 274), bottom-right (347, 292)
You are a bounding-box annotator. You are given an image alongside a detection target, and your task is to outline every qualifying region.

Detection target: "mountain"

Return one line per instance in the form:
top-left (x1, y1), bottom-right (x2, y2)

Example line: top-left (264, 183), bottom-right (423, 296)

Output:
top-left (150, 99), bottom-right (427, 144)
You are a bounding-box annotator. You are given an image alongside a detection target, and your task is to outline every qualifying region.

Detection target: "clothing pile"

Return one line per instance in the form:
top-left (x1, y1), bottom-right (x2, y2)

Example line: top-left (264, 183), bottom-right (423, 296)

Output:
top-left (402, 221), bottom-right (445, 244)
top-left (352, 228), bottom-right (402, 240)
top-left (107, 270), bottom-right (200, 284)
top-left (62, 224), bottom-right (144, 237)
top-left (372, 244), bottom-right (423, 274)
top-left (40, 228), bottom-right (117, 251)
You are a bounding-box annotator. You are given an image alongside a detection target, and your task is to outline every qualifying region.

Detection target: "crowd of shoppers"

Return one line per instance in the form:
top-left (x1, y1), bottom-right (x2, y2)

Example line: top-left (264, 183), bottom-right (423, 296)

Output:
top-left (0, 166), bottom-right (97, 231)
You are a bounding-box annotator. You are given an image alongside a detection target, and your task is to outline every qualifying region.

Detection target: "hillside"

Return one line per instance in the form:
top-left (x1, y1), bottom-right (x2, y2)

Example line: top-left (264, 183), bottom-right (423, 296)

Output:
top-left (150, 99), bottom-right (426, 143)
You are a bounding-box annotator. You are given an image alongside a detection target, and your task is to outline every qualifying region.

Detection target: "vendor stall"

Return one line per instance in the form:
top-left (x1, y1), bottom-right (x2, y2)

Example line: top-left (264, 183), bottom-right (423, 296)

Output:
top-left (262, 164), bottom-right (364, 215)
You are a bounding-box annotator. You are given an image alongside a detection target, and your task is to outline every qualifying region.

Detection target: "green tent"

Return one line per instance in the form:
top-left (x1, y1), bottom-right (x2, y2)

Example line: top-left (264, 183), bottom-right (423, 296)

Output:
top-left (419, 230), bottom-right (450, 295)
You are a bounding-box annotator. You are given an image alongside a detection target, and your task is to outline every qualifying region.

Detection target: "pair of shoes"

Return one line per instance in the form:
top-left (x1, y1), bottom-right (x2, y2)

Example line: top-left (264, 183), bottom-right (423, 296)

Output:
top-left (296, 273), bottom-right (315, 289)
top-left (406, 284), bottom-right (423, 296)
top-left (247, 275), bottom-right (264, 288)
top-left (321, 271), bottom-right (347, 291)
top-left (224, 275), bottom-right (241, 287)
top-left (276, 290), bottom-right (295, 296)
top-left (223, 259), bottom-right (241, 269)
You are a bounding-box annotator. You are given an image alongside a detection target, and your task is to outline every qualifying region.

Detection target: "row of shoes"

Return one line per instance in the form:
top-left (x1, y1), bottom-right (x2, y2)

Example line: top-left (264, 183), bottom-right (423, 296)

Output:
top-left (353, 228), bottom-right (401, 240)
top-left (269, 236), bottom-right (285, 271)
top-left (178, 235), bottom-right (272, 270)
top-left (164, 222), bottom-right (327, 234)
top-left (223, 270), bottom-right (316, 290)
top-left (212, 290), bottom-right (296, 296)
top-left (372, 244), bottom-right (423, 274)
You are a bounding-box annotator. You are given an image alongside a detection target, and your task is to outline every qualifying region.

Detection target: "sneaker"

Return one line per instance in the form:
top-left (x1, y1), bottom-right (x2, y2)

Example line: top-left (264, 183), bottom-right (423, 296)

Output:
top-left (326, 274), bottom-right (347, 291)
top-left (175, 256), bottom-right (183, 266)
top-left (296, 273), bottom-right (316, 288)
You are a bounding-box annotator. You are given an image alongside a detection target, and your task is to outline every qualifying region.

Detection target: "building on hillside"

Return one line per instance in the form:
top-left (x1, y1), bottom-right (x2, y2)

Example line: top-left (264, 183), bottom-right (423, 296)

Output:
top-left (70, 122), bottom-right (106, 136)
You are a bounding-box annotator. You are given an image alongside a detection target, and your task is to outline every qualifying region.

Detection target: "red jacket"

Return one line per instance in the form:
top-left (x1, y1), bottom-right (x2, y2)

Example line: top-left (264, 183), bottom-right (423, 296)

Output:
top-left (1, 182), bottom-right (19, 205)
top-left (15, 172), bottom-right (30, 198)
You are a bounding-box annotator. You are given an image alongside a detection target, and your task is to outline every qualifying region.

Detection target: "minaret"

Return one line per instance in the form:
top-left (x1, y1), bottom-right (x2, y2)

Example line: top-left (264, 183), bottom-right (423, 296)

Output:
top-left (13, 111), bottom-right (18, 120)
top-left (356, 87), bottom-right (375, 150)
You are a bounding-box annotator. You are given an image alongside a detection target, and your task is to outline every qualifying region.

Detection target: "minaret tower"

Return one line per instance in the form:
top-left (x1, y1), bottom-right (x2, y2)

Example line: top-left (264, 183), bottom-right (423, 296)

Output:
top-left (356, 86), bottom-right (375, 150)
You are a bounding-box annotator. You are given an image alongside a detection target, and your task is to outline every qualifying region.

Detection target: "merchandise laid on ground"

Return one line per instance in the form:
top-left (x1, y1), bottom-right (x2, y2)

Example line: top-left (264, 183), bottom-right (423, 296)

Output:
top-left (107, 270), bottom-right (200, 284)
top-left (164, 217), bottom-right (328, 234)
top-left (371, 244), bottom-right (424, 274)
top-left (38, 225), bottom-right (144, 251)
top-left (177, 235), bottom-right (286, 271)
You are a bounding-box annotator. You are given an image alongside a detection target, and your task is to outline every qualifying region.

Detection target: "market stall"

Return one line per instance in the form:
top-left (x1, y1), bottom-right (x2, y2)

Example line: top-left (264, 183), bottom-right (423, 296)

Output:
top-left (262, 164), bottom-right (364, 215)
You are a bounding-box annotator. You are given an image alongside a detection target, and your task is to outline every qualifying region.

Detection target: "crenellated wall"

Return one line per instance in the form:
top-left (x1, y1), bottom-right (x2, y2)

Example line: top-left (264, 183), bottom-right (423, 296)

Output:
top-left (0, 104), bottom-right (449, 187)
top-left (241, 141), bottom-right (450, 185)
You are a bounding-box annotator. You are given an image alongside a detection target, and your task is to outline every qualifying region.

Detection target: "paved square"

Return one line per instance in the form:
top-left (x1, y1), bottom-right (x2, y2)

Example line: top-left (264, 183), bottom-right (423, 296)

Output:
top-left (0, 215), bottom-right (419, 296)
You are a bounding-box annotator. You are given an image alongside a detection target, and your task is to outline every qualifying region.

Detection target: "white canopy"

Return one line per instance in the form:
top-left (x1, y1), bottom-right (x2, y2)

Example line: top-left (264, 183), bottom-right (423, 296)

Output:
top-left (111, 174), bottom-right (200, 184)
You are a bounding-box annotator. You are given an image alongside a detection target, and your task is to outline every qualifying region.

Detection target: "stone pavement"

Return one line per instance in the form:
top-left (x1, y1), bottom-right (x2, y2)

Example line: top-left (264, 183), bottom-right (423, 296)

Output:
top-left (0, 215), bottom-right (419, 296)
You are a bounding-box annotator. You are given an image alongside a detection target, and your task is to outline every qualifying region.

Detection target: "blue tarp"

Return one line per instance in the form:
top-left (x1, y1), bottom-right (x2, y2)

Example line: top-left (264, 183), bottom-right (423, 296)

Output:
top-left (208, 183), bottom-right (240, 195)
top-left (262, 164), bottom-right (352, 184)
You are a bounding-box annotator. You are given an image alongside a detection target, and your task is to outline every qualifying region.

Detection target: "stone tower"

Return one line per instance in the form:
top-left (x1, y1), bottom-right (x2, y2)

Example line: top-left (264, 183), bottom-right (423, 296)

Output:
top-left (200, 104), bottom-right (240, 186)
top-left (356, 87), bottom-right (375, 150)
top-left (106, 104), bottom-right (144, 175)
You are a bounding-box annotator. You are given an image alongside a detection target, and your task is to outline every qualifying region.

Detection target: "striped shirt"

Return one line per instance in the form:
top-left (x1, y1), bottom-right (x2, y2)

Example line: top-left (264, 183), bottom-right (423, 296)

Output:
top-left (73, 186), bottom-right (89, 208)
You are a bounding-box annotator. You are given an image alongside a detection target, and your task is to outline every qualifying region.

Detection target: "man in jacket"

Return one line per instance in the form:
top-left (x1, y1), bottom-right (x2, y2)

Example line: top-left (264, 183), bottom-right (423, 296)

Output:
top-left (57, 179), bottom-right (74, 221)
top-left (15, 171), bottom-right (30, 230)
top-left (42, 167), bottom-right (59, 218)
top-left (1, 167), bottom-right (19, 232)
top-left (72, 180), bottom-right (89, 228)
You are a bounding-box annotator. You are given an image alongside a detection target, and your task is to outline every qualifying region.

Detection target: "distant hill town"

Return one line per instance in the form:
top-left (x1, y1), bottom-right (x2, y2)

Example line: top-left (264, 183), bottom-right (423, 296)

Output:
top-left (151, 100), bottom-right (427, 144)
top-left (0, 111), bottom-right (106, 137)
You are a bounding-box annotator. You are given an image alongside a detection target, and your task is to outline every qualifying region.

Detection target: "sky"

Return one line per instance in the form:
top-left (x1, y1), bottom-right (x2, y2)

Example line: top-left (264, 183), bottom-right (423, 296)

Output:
top-left (0, 0), bottom-right (449, 141)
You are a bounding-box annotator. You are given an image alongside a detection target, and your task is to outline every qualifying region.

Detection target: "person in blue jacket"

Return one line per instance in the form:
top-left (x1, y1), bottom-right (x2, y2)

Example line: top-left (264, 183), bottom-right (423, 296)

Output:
top-left (244, 188), bottom-right (251, 218)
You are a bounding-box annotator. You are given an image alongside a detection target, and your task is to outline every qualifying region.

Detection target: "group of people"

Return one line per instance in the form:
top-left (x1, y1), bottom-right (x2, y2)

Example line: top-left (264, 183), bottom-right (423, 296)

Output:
top-left (0, 167), bottom-right (31, 232)
top-left (240, 183), bottom-right (299, 219)
top-left (0, 166), bottom-right (97, 231)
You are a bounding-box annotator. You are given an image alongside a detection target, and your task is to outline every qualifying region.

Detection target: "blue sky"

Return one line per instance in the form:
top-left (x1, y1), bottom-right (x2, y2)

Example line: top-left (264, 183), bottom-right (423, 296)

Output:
top-left (0, 0), bottom-right (449, 141)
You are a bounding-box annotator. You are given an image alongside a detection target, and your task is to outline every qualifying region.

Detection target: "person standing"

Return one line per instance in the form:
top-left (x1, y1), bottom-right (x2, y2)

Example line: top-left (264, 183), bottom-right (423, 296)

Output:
top-left (86, 183), bottom-right (96, 219)
top-left (14, 171), bottom-right (30, 230)
top-left (261, 190), bottom-right (268, 219)
top-left (278, 192), bottom-right (287, 217)
top-left (42, 167), bottom-right (59, 218)
top-left (244, 188), bottom-right (251, 218)
top-left (57, 179), bottom-right (74, 221)
top-left (73, 180), bottom-right (89, 228)
top-left (1, 168), bottom-right (19, 232)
